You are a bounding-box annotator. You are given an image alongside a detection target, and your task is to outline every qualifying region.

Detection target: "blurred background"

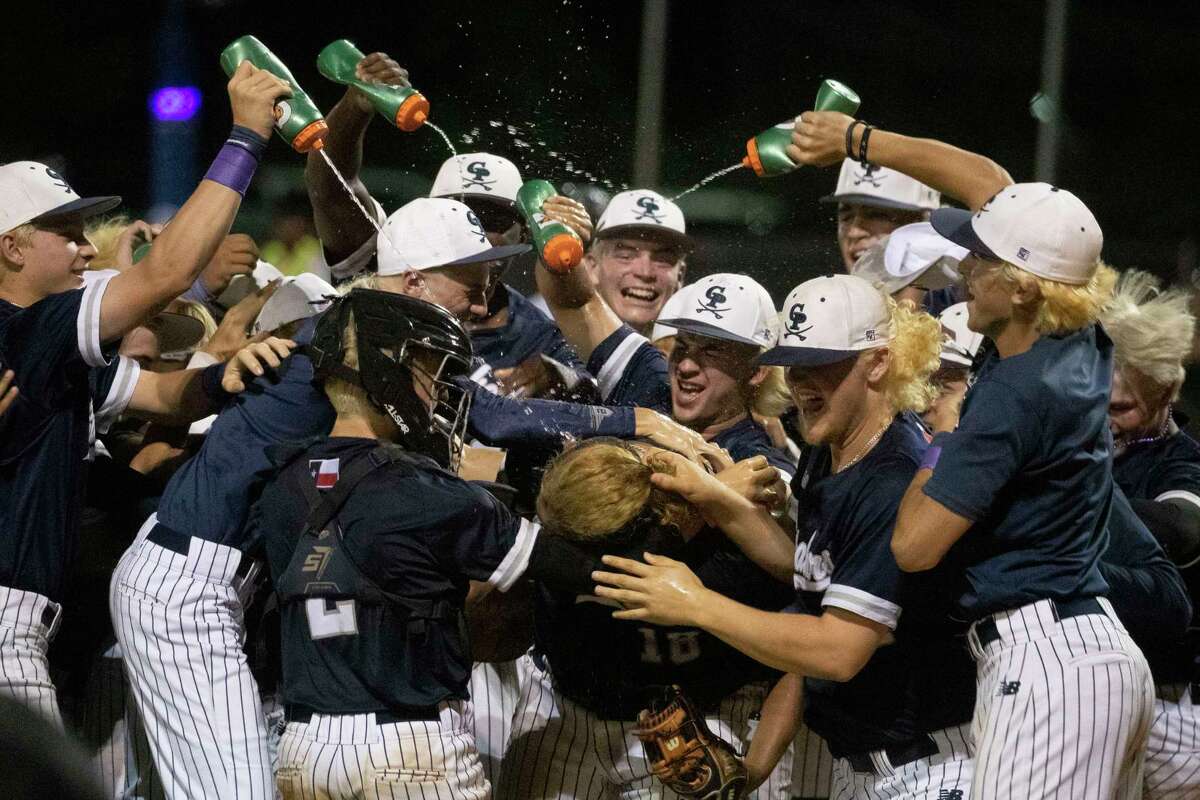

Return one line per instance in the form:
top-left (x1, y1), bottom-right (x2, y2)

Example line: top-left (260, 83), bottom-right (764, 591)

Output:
top-left (2, 0), bottom-right (1197, 301)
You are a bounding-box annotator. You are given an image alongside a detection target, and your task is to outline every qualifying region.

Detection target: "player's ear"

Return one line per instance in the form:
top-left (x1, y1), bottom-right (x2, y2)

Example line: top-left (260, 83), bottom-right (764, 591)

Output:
top-left (1008, 270), bottom-right (1042, 310)
top-left (865, 347), bottom-right (891, 384)
top-left (0, 232), bottom-right (25, 267)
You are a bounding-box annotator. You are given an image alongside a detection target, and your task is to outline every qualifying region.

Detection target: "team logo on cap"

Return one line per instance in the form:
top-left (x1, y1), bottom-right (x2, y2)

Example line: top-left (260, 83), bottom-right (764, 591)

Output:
top-left (852, 164), bottom-right (884, 188)
top-left (633, 196), bottom-right (665, 223)
top-left (462, 161), bottom-right (496, 192)
top-left (783, 303), bottom-right (812, 341)
top-left (466, 210), bottom-right (488, 243)
top-left (44, 167), bottom-right (71, 193)
top-left (695, 285), bottom-right (729, 319)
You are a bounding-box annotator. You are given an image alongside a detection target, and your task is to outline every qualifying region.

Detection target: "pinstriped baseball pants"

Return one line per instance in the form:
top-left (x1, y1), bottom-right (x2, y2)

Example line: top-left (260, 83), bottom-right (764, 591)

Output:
top-left (110, 515), bottom-right (273, 800)
top-left (274, 702), bottom-right (489, 799)
top-left (1143, 683), bottom-right (1200, 799)
top-left (0, 585), bottom-right (63, 728)
top-left (497, 652), bottom-right (793, 800)
top-left (791, 719), bottom-right (834, 799)
top-left (469, 659), bottom-right (522, 789)
top-left (828, 723), bottom-right (973, 799)
top-left (966, 598), bottom-right (1154, 800)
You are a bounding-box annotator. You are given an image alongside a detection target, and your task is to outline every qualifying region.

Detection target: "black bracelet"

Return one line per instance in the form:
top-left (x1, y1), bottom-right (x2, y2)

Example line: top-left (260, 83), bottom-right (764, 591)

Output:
top-left (226, 125), bottom-right (269, 160)
top-left (845, 120), bottom-right (864, 160)
top-left (858, 124), bottom-right (874, 165)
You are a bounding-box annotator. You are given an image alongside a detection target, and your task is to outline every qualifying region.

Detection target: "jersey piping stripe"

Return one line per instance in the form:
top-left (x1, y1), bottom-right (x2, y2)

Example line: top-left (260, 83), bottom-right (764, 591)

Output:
top-left (486, 517), bottom-right (538, 592)
top-left (78, 272), bottom-right (114, 368)
top-left (95, 355), bottom-right (141, 434)
top-left (822, 583), bottom-right (902, 629)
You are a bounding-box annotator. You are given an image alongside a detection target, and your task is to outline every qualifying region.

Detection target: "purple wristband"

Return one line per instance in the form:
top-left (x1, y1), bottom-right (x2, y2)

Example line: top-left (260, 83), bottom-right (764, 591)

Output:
top-left (919, 445), bottom-right (942, 472)
top-left (204, 142), bottom-right (259, 196)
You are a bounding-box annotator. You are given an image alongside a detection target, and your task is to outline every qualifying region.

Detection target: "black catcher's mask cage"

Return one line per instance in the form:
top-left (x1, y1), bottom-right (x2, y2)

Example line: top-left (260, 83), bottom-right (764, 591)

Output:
top-left (309, 288), bottom-right (474, 471)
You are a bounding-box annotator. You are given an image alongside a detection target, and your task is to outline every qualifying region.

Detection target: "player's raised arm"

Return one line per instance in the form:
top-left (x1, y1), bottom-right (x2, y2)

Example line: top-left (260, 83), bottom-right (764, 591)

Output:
top-left (99, 62), bottom-right (288, 343)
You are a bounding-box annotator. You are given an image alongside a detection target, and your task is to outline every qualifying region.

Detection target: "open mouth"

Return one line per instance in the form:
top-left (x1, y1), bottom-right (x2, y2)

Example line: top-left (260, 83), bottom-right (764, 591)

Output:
top-left (621, 287), bottom-right (660, 305)
top-left (794, 392), bottom-right (826, 420)
top-left (674, 377), bottom-right (705, 403)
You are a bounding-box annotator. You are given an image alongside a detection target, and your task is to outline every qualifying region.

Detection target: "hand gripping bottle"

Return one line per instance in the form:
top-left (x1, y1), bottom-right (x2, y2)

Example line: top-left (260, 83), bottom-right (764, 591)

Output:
top-left (743, 79), bottom-right (861, 177)
top-left (220, 35), bottom-right (329, 152)
top-left (317, 40), bottom-right (430, 132)
top-left (515, 180), bottom-right (585, 273)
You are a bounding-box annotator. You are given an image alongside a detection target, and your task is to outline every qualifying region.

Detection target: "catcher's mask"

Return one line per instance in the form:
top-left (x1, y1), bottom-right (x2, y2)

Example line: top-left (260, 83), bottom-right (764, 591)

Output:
top-left (308, 288), bottom-right (474, 471)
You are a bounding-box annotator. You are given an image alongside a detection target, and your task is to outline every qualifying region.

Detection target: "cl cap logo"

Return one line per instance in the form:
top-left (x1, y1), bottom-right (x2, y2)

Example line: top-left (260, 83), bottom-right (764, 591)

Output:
top-left (633, 196), bottom-right (665, 223)
top-left (465, 210), bottom-right (488, 243)
top-left (695, 284), bottom-right (729, 319)
top-left (784, 303), bottom-right (813, 341)
top-left (462, 161), bottom-right (496, 191)
top-left (44, 167), bottom-right (71, 193)
top-left (852, 163), bottom-right (884, 188)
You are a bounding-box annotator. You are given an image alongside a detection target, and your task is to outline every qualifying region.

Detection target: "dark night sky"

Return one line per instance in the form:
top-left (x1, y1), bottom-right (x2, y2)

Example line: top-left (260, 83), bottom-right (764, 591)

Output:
top-left (3, 1), bottom-right (1198, 291)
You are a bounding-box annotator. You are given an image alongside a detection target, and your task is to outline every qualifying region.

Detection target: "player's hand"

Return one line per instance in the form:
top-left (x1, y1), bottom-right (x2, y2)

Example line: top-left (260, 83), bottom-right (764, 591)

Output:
top-left (0, 369), bottom-right (18, 417)
top-left (593, 552), bottom-right (707, 627)
top-left (646, 450), bottom-right (748, 519)
top-left (787, 111), bottom-right (857, 169)
top-left (222, 336), bottom-right (296, 393)
top-left (494, 355), bottom-right (553, 399)
top-left (634, 408), bottom-right (727, 472)
top-left (200, 234), bottom-right (259, 295)
top-left (227, 61), bottom-right (293, 140)
top-left (348, 52), bottom-right (411, 114)
top-left (113, 220), bottom-right (164, 269)
top-left (202, 279), bottom-right (281, 361)
top-left (715, 455), bottom-right (787, 511)
top-left (542, 195), bottom-right (593, 243)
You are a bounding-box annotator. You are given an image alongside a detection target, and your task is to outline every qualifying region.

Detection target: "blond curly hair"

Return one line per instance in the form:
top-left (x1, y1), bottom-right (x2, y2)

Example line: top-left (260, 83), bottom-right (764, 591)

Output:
top-left (880, 297), bottom-right (943, 414)
top-left (1100, 268), bottom-right (1194, 402)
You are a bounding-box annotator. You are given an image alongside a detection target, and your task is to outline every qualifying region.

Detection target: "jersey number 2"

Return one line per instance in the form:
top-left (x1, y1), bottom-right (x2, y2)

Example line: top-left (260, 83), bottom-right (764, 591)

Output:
top-left (638, 628), bottom-right (701, 665)
top-left (305, 598), bottom-right (358, 639)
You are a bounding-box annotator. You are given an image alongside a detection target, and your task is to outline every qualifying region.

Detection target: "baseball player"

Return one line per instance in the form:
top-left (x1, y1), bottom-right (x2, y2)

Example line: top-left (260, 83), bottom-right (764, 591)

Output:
top-left (498, 436), bottom-right (797, 799)
top-left (1100, 270), bottom-right (1200, 798)
top-left (594, 274), bottom-right (978, 799)
top-left (0, 62), bottom-right (288, 727)
top-left (789, 111), bottom-right (1161, 797)
top-left (251, 288), bottom-right (602, 799)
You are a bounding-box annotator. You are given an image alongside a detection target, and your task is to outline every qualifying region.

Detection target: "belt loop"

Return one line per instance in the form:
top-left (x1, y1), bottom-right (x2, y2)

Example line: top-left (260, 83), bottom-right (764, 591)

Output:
top-left (1049, 599), bottom-right (1061, 623)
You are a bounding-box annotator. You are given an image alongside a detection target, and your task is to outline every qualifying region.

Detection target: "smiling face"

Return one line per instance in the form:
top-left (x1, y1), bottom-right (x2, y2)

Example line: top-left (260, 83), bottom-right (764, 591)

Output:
top-left (786, 353), bottom-right (876, 447)
top-left (958, 253), bottom-right (1014, 337)
top-left (669, 332), bottom-right (762, 435)
top-left (590, 235), bottom-right (684, 332)
top-left (836, 203), bottom-right (924, 270)
top-left (0, 218), bottom-right (96, 300)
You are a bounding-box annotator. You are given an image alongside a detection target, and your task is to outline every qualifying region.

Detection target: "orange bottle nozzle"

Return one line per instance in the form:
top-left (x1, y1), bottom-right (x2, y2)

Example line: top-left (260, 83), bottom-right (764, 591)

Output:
top-left (743, 137), bottom-right (766, 177)
top-left (542, 233), bottom-right (585, 274)
top-left (292, 119), bottom-right (330, 153)
top-left (395, 93), bottom-right (431, 132)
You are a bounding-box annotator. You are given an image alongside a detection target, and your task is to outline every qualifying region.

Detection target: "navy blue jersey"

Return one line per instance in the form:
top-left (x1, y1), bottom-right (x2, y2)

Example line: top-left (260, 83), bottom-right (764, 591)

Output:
top-left (471, 285), bottom-right (587, 373)
top-left (253, 437), bottom-right (536, 712)
top-left (535, 524), bottom-right (791, 720)
top-left (923, 286), bottom-right (964, 317)
top-left (156, 316), bottom-right (334, 549)
top-left (0, 276), bottom-right (141, 601)
top-left (712, 416), bottom-right (796, 478)
top-left (586, 325), bottom-right (671, 412)
top-left (1113, 427), bottom-right (1200, 510)
top-left (791, 414), bottom-right (974, 757)
top-left (923, 326), bottom-right (1113, 619)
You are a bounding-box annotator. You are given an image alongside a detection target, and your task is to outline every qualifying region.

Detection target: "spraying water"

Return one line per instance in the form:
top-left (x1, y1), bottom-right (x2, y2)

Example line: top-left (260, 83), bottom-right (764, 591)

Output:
top-left (670, 163), bottom-right (746, 202)
top-left (425, 121), bottom-right (458, 158)
top-left (317, 148), bottom-right (411, 263)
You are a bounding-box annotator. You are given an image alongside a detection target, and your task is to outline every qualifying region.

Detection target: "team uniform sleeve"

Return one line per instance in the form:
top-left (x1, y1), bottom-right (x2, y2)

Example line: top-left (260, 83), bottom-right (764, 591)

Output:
top-left (820, 471), bottom-right (913, 630)
top-left (1149, 453), bottom-right (1200, 512)
top-left (922, 377), bottom-right (1041, 522)
top-left (90, 355), bottom-right (142, 435)
top-left (585, 325), bottom-right (671, 412)
top-left (323, 197), bottom-right (386, 284)
top-left (461, 377), bottom-right (635, 448)
top-left (426, 482), bottom-right (540, 592)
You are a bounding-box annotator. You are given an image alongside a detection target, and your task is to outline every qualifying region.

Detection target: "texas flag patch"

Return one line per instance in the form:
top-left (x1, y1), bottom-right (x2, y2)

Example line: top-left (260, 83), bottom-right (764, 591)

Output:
top-left (309, 458), bottom-right (340, 490)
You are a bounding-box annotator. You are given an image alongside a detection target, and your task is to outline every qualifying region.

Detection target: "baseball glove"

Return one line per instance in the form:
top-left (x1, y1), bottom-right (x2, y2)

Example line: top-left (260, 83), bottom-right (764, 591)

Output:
top-left (634, 685), bottom-right (747, 800)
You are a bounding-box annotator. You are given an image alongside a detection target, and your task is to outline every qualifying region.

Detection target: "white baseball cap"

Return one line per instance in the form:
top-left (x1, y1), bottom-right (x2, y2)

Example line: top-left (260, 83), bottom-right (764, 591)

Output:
top-left (760, 274), bottom-right (891, 366)
top-left (0, 161), bottom-right (121, 233)
top-left (376, 197), bottom-right (530, 276)
top-left (938, 302), bottom-right (985, 367)
top-left (595, 189), bottom-right (691, 250)
top-left (650, 285), bottom-right (689, 343)
top-left (851, 222), bottom-right (968, 295)
top-left (820, 159), bottom-right (940, 212)
top-left (930, 182), bottom-right (1102, 284)
top-left (657, 273), bottom-right (779, 349)
top-left (252, 273), bottom-right (337, 335)
top-left (429, 153), bottom-right (522, 206)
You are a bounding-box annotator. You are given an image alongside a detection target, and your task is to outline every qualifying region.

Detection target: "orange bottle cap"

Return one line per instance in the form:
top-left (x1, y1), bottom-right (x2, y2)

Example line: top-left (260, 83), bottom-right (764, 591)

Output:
top-left (744, 137), bottom-right (766, 177)
top-left (543, 233), bottom-right (584, 274)
top-left (395, 93), bottom-right (431, 132)
top-left (292, 119), bottom-right (330, 153)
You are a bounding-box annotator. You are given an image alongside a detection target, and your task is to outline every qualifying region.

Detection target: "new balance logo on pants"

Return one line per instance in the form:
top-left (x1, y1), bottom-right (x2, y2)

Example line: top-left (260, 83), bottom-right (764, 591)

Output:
top-left (999, 681), bottom-right (1020, 696)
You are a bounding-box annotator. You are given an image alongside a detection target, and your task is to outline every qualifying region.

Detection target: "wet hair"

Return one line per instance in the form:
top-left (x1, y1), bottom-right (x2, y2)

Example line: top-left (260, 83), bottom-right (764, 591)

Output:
top-left (880, 297), bottom-right (943, 414)
top-left (1100, 268), bottom-right (1194, 402)
top-left (536, 438), bottom-right (693, 543)
top-left (999, 261), bottom-right (1117, 334)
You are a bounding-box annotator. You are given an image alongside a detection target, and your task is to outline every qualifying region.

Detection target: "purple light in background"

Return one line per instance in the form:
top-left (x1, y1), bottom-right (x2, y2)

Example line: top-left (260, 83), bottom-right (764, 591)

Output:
top-left (150, 87), bottom-right (201, 122)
